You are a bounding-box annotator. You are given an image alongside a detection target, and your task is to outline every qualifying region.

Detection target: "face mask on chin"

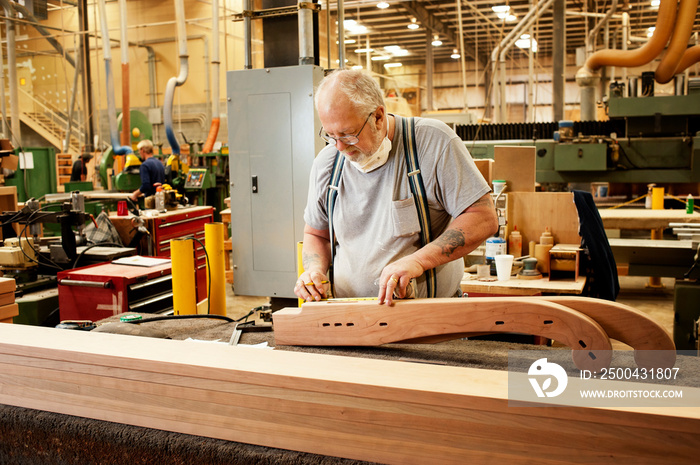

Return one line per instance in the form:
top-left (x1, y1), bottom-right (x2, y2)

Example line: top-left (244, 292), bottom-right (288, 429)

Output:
top-left (347, 136), bottom-right (392, 173)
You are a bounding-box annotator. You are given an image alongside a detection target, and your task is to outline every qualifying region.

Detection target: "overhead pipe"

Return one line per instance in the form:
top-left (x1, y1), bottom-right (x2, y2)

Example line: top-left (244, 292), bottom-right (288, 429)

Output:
top-left (655, 0), bottom-right (699, 83)
top-left (586, 0), bottom-right (618, 55)
top-left (579, 0), bottom-right (618, 121)
top-left (298, 1), bottom-right (315, 65)
top-left (119, 0), bottom-right (131, 159)
top-left (576, 0), bottom-right (690, 120)
top-left (164, 0), bottom-right (189, 156)
top-left (579, 0), bottom-right (676, 73)
top-left (97, 0), bottom-right (132, 156)
top-left (0, 22), bottom-right (7, 139)
top-left (202, 0), bottom-right (220, 154)
top-left (337, 0), bottom-right (345, 68)
top-left (243, 0), bottom-right (252, 69)
top-left (3, 3), bottom-right (20, 146)
top-left (0, 0), bottom-right (76, 68)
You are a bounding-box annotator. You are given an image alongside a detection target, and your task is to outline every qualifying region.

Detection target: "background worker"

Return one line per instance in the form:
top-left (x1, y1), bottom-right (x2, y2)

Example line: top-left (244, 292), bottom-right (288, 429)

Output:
top-left (295, 69), bottom-right (498, 306)
top-left (129, 139), bottom-right (165, 202)
top-left (69, 153), bottom-right (93, 182)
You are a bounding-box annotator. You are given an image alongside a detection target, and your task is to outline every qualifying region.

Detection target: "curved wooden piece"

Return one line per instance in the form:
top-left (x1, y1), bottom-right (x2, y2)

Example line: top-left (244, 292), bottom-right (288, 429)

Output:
top-left (541, 296), bottom-right (676, 369)
top-left (274, 297), bottom-right (612, 372)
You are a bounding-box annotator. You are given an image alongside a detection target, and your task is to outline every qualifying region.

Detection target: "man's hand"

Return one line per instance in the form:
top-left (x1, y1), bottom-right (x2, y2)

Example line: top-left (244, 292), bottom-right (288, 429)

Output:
top-left (377, 255), bottom-right (424, 306)
top-left (294, 270), bottom-right (331, 302)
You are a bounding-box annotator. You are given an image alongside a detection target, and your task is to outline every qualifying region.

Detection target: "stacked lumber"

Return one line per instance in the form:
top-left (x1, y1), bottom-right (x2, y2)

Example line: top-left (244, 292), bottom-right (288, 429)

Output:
top-left (0, 278), bottom-right (17, 324)
top-left (0, 324), bottom-right (698, 464)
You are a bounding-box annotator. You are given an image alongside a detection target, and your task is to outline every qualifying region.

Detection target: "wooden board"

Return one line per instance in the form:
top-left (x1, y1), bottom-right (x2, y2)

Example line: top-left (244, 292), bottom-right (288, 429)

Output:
top-left (0, 291), bottom-right (15, 307)
top-left (461, 274), bottom-right (586, 296)
top-left (0, 324), bottom-right (698, 464)
top-left (493, 146), bottom-right (536, 192)
top-left (0, 303), bottom-right (18, 321)
top-left (274, 297), bottom-right (612, 372)
top-left (507, 192), bottom-right (580, 246)
top-left (473, 159), bottom-right (493, 185)
top-left (599, 209), bottom-right (700, 230)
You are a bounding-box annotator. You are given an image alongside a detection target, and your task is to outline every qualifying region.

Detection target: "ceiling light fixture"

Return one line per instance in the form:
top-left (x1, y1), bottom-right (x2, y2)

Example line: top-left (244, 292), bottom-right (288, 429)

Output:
top-left (491, 5), bottom-right (511, 14)
top-left (384, 62), bottom-right (403, 68)
top-left (377, 1), bottom-right (390, 9)
top-left (354, 48), bottom-right (374, 53)
top-left (650, 0), bottom-right (660, 6)
top-left (431, 35), bottom-right (442, 46)
top-left (407, 18), bottom-right (419, 30)
top-left (371, 55), bottom-right (392, 61)
top-left (344, 19), bottom-right (368, 35)
top-left (647, 26), bottom-right (655, 37)
top-left (451, 48), bottom-right (460, 59)
top-left (515, 34), bottom-right (538, 52)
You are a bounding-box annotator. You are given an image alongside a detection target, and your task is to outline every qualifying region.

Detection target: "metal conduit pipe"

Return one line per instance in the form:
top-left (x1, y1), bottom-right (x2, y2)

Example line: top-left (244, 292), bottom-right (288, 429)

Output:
top-left (587, 0), bottom-right (618, 55)
top-left (298, 2), bottom-right (314, 65)
top-left (655, 0), bottom-right (699, 83)
top-left (496, 0), bottom-right (556, 122)
top-left (202, 0), bottom-right (220, 154)
top-left (97, 0), bottom-right (132, 156)
top-left (0, 23), bottom-right (7, 139)
top-left (337, 0), bottom-right (345, 68)
top-left (4, 4), bottom-right (20, 146)
top-left (163, 0), bottom-right (189, 156)
top-left (243, 0), bottom-right (252, 69)
top-left (119, 0), bottom-right (130, 155)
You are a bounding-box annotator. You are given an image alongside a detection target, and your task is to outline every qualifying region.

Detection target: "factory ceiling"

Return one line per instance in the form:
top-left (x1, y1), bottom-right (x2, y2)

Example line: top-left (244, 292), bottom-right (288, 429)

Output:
top-left (326, 0), bottom-right (699, 69)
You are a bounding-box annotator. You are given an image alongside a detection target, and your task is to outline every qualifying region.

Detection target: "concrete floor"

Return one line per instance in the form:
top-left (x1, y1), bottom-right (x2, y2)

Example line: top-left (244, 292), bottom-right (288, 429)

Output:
top-left (225, 275), bottom-right (678, 350)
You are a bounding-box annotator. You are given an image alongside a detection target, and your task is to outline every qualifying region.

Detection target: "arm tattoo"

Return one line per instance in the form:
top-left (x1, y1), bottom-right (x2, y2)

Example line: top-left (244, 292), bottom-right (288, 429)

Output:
top-left (302, 251), bottom-right (325, 271)
top-left (471, 195), bottom-right (494, 209)
top-left (434, 228), bottom-right (466, 257)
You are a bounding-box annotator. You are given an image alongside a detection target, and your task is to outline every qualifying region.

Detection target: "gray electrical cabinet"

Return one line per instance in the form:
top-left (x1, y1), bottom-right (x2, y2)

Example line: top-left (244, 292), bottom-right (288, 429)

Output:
top-left (227, 65), bottom-right (325, 298)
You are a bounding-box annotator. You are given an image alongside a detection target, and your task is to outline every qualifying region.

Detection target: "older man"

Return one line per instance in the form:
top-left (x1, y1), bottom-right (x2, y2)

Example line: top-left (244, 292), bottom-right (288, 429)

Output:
top-left (295, 69), bottom-right (498, 305)
top-left (129, 139), bottom-right (165, 202)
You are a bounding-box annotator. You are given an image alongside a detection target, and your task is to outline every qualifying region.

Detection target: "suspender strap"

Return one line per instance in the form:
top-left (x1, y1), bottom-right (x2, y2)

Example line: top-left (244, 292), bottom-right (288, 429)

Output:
top-left (326, 150), bottom-right (345, 292)
top-left (401, 116), bottom-right (437, 297)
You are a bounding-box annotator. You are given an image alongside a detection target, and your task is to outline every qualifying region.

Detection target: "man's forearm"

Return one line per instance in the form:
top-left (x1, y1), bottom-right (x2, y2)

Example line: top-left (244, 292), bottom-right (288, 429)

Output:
top-left (412, 194), bottom-right (498, 272)
top-left (302, 232), bottom-right (332, 274)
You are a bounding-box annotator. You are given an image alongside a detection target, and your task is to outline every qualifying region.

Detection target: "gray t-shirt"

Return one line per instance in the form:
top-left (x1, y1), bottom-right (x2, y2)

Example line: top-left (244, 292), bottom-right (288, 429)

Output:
top-left (304, 115), bottom-right (491, 298)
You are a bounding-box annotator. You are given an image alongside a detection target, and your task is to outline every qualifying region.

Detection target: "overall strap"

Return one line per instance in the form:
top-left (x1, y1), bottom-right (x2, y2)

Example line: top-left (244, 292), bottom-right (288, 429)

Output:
top-left (401, 116), bottom-right (437, 297)
top-left (326, 150), bottom-right (345, 292)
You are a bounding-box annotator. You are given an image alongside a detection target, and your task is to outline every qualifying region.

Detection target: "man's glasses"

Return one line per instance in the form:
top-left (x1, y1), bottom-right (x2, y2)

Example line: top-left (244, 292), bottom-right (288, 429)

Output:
top-left (319, 112), bottom-right (374, 146)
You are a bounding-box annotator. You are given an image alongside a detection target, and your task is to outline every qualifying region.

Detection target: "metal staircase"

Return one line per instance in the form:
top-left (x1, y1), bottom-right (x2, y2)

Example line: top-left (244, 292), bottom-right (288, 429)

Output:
top-left (15, 88), bottom-right (83, 157)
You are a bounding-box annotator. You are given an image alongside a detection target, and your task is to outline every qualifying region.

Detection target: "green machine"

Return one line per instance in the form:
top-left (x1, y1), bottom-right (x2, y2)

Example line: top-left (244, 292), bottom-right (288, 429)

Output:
top-left (99, 109), bottom-right (154, 192)
top-left (459, 88), bottom-right (700, 186)
top-left (181, 146), bottom-right (230, 221)
top-left (4, 147), bottom-right (58, 202)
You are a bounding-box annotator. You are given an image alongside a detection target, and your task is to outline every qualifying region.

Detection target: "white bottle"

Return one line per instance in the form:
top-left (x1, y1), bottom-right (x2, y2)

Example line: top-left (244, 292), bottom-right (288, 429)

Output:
top-left (155, 187), bottom-right (165, 212)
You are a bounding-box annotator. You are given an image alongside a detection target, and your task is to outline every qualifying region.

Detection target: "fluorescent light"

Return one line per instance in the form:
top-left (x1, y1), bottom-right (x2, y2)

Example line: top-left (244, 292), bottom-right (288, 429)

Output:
top-left (515, 34), bottom-right (538, 52)
top-left (377, 1), bottom-right (389, 9)
top-left (371, 55), bottom-right (391, 61)
top-left (344, 19), bottom-right (368, 35)
top-left (384, 62), bottom-right (402, 68)
top-left (351, 65), bottom-right (363, 70)
top-left (354, 48), bottom-right (374, 53)
top-left (505, 14), bottom-right (517, 22)
top-left (451, 49), bottom-right (460, 59)
top-left (491, 5), bottom-right (510, 14)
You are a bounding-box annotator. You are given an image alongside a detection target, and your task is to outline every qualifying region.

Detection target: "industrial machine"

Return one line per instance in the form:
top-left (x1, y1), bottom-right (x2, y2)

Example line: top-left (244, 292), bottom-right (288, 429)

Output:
top-left (459, 79), bottom-right (700, 186)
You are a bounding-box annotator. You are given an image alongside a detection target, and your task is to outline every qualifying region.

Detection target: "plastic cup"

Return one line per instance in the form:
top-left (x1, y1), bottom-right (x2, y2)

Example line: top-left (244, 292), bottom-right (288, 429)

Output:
top-left (495, 254), bottom-right (514, 281)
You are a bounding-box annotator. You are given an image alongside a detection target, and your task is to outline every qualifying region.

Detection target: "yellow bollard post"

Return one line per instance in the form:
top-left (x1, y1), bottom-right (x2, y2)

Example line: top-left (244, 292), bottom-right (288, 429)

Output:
top-left (205, 222), bottom-right (226, 315)
top-left (651, 187), bottom-right (665, 210)
top-left (648, 187), bottom-right (665, 288)
top-left (171, 238), bottom-right (197, 315)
